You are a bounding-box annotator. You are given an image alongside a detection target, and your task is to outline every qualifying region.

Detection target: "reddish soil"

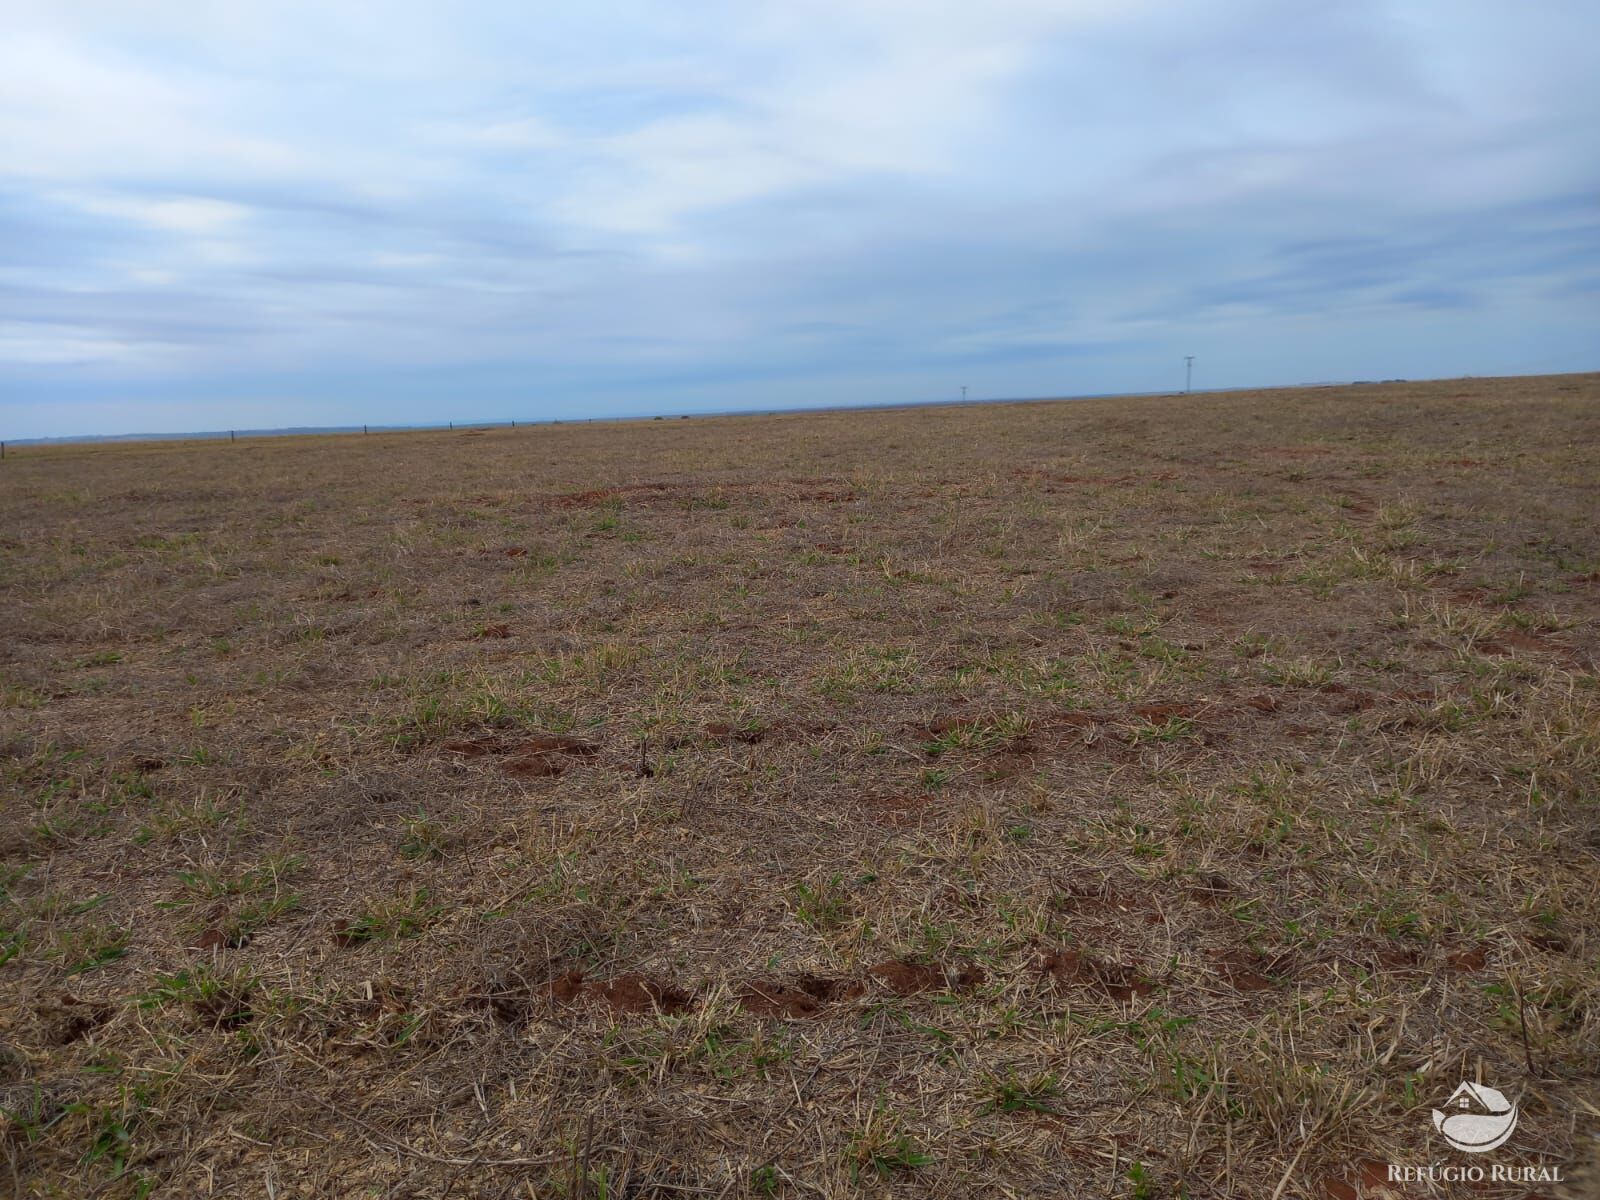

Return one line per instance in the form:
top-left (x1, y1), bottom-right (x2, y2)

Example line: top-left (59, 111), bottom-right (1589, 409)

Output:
top-left (1445, 945), bottom-right (1488, 973)
top-left (1039, 950), bottom-right (1157, 1001)
top-left (1217, 949), bottom-right (1295, 992)
top-left (870, 960), bottom-right (937, 994)
top-left (440, 735), bottom-right (508, 756)
top-left (546, 482), bottom-right (673, 508)
top-left (739, 975), bottom-right (863, 1018)
top-left (1369, 944), bottom-right (1426, 974)
top-left (703, 721), bottom-right (764, 744)
top-left (1321, 1159), bottom-right (1397, 1200)
top-left (548, 971), bottom-right (692, 1015)
top-left (1130, 701), bottom-right (1204, 722)
top-left (1478, 630), bottom-right (1576, 663)
top-left (503, 754), bottom-right (565, 777)
top-left (867, 959), bottom-right (985, 995)
top-left (1188, 873), bottom-right (1235, 905)
top-left (521, 734), bottom-right (602, 756)
top-left (442, 732), bottom-right (601, 777)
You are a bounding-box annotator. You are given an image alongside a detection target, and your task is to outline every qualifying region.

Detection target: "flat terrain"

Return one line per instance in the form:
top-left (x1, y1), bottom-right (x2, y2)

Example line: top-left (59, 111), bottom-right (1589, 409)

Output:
top-left (1, 374), bottom-right (1597, 1198)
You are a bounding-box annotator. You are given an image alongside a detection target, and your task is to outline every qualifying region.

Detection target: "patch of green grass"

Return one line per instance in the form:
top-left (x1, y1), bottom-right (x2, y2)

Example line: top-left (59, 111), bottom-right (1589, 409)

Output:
top-left (135, 964), bottom-right (257, 1026)
top-left (979, 1069), bottom-right (1062, 1115)
top-left (791, 874), bottom-right (852, 931)
top-left (336, 889), bottom-right (446, 944)
top-left (1129, 715), bottom-right (1197, 744)
top-left (169, 854), bottom-right (304, 904)
top-left (845, 1106), bottom-right (934, 1181)
top-left (399, 808), bottom-right (448, 860)
top-left (57, 924), bottom-right (131, 974)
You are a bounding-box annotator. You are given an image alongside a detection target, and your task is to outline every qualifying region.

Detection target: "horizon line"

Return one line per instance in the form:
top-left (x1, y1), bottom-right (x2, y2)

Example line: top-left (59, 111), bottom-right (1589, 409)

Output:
top-left (5, 368), bottom-right (1591, 449)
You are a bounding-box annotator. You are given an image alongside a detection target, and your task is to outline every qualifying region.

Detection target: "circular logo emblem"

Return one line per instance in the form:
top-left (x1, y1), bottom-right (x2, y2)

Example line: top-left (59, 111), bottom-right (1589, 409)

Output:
top-left (1433, 1082), bottom-right (1518, 1153)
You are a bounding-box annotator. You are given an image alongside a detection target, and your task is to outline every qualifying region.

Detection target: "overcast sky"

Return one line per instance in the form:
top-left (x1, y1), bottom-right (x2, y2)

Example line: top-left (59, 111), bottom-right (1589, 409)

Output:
top-left (3, 1), bottom-right (1596, 437)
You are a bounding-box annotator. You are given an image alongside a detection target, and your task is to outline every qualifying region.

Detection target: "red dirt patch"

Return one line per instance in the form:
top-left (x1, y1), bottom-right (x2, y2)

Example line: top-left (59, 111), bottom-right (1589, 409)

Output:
top-left (443, 732), bottom-right (600, 778)
top-left (1093, 964), bottom-right (1158, 1002)
top-left (796, 489), bottom-right (856, 503)
top-left (548, 971), bottom-right (692, 1015)
top-left (1040, 950), bottom-right (1157, 1001)
top-left (519, 737), bottom-right (602, 759)
top-left (547, 482), bottom-right (673, 508)
top-left (441, 735), bottom-right (507, 756)
top-left (1039, 949), bottom-right (1084, 981)
top-left (1369, 944), bottom-right (1426, 974)
top-left (869, 960), bottom-right (957, 995)
top-left (1322, 1159), bottom-right (1398, 1200)
top-left (1478, 630), bottom-right (1568, 659)
top-left (906, 713), bottom-right (987, 742)
top-left (739, 975), bottom-right (863, 1018)
top-left (1325, 688), bottom-right (1376, 714)
top-left (1217, 949), bottom-right (1295, 992)
top-left (704, 721), bottom-right (764, 744)
top-left (1131, 701), bottom-right (1203, 722)
top-left (503, 754), bottom-right (565, 777)
top-left (870, 961), bottom-right (932, 994)
top-left (489, 733), bottom-right (601, 777)
top-left (1188, 873), bottom-right (1235, 905)
top-left (1446, 945), bottom-right (1488, 973)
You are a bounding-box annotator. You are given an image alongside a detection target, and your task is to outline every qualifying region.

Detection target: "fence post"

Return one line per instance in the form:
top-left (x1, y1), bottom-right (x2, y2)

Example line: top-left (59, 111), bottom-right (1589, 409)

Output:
top-left (364, 425), bottom-right (368, 436)
top-left (230, 430), bottom-right (235, 443)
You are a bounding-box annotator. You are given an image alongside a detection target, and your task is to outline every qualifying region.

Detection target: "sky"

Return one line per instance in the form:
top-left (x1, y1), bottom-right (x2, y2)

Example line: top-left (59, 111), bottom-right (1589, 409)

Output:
top-left (2, 0), bottom-right (1597, 438)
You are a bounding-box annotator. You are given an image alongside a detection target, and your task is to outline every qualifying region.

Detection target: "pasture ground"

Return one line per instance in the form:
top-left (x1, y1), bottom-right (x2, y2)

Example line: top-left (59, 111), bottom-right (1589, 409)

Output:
top-left (1, 374), bottom-right (1597, 1197)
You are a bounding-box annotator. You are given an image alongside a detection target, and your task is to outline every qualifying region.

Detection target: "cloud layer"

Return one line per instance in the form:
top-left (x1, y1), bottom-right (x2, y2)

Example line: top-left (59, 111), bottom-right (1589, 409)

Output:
top-left (3, 0), bottom-right (1596, 436)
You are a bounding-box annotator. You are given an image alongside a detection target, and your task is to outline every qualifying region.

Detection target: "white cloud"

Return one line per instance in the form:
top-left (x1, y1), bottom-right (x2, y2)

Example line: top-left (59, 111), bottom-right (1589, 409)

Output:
top-left (64, 193), bottom-right (252, 235)
top-left (0, 323), bottom-right (137, 366)
top-left (423, 116), bottom-right (567, 150)
top-left (0, 33), bottom-right (299, 181)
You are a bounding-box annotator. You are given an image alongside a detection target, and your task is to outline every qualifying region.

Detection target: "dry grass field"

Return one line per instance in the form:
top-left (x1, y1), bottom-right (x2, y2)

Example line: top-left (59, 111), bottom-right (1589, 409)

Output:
top-left (1, 374), bottom-right (1597, 1198)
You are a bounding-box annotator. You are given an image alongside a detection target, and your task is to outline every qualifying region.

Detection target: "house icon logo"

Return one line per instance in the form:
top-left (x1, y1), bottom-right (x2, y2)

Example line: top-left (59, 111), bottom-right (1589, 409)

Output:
top-left (1432, 1081), bottom-right (1518, 1153)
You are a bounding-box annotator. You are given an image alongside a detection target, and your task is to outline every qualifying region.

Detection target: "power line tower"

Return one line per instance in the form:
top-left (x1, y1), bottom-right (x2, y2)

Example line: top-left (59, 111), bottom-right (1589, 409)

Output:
top-left (1184, 356), bottom-right (1195, 395)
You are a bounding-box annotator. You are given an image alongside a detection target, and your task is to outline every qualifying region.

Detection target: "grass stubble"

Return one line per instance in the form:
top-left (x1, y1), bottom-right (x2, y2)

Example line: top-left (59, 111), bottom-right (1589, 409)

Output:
top-left (0, 374), bottom-right (1596, 1197)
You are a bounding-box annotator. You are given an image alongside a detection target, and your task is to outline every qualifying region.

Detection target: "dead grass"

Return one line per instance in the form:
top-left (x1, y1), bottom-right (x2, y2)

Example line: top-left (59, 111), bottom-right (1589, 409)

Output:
top-left (1, 374), bottom-right (1597, 1197)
